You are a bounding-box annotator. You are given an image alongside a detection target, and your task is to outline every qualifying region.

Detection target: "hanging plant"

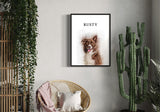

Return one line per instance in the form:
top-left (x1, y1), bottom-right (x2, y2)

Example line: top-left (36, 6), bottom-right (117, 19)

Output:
top-left (2, 0), bottom-right (38, 111)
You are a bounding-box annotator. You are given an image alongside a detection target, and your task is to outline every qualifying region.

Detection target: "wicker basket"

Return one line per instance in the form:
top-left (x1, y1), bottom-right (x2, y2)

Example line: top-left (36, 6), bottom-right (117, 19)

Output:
top-left (37, 80), bottom-right (91, 112)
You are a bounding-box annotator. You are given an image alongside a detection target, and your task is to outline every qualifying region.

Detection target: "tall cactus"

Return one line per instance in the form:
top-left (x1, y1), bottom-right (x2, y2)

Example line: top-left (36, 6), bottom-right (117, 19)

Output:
top-left (116, 22), bottom-right (150, 112)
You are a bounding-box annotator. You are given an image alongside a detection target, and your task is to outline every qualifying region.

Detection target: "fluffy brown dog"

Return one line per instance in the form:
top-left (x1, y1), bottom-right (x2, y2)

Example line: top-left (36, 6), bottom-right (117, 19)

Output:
top-left (81, 35), bottom-right (102, 65)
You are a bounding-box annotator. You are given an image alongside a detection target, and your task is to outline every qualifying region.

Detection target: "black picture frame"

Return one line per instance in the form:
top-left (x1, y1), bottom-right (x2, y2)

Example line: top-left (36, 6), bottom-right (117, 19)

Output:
top-left (70, 13), bottom-right (111, 67)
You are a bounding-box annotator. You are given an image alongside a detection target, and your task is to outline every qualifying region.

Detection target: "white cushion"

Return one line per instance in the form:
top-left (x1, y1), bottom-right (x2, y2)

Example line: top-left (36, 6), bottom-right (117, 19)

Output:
top-left (57, 91), bottom-right (83, 112)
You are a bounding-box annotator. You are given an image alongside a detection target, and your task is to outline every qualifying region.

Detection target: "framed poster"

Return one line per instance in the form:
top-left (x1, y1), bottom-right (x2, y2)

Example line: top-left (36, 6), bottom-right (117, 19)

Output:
top-left (70, 13), bottom-right (111, 67)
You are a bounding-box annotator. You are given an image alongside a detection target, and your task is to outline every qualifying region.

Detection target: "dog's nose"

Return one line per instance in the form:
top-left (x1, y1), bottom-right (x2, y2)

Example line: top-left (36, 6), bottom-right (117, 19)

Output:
top-left (87, 46), bottom-right (91, 49)
top-left (88, 45), bottom-right (92, 49)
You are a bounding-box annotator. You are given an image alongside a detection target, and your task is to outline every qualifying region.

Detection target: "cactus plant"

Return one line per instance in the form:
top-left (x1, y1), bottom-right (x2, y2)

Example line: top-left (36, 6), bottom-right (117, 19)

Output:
top-left (116, 22), bottom-right (150, 112)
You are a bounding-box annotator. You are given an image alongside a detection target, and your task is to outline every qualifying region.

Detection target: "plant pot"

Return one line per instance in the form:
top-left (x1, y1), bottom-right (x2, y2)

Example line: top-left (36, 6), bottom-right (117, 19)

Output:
top-left (120, 109), bottom-right (145, 112)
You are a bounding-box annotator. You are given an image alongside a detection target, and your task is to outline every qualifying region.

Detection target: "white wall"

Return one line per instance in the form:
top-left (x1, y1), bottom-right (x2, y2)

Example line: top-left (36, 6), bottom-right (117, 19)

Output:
top-left (34, 0), bottom-right (152, 111)
top-left (152, 0), bottom-right (160, 59)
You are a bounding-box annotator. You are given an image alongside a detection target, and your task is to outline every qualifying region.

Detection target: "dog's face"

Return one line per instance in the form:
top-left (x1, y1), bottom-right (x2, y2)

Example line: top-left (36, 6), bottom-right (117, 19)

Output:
top-left (81, 35), bottom-right (97, 53)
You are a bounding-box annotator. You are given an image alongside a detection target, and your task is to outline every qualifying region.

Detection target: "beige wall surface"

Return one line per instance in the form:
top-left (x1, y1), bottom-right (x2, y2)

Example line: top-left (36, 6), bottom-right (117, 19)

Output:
top-left (34, 0), bottom-right (152, 111)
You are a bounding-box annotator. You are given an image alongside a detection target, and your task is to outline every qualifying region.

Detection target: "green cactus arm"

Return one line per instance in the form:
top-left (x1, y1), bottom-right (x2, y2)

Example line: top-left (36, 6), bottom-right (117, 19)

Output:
top-left (137, 76), bottom-right (142, 97)
top-left (145, 47), bottom-right (150, 66)
top-left (119, 72), bottom-right (129, 100)
top-left (119, 34), bottom-right (124, 50)
top-left (136, 47), bottom-right (150, 103)
top-left (143, 47), bottom-right (150, 95)
top-left (121, 50), bottom-right (125, 71)
top-left (116, 52), bottom-right (129, 100)
top-left (125, 26), bottom-right (131, 46)
top-left (137, 22), bottom-right (145, 37)
top-left (136, 22), bottom-right (145, 49)
top-left (119, 34), bottom-right (125, 71)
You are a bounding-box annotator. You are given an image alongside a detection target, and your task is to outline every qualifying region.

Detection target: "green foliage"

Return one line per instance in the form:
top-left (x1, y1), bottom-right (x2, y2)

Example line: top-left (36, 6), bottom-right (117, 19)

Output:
top-left (2, 0), bottom-right (38, 111)
top-left (149, 59), bottom-right (160, 112)
top-left (116, 22), bottom-right (150, 112)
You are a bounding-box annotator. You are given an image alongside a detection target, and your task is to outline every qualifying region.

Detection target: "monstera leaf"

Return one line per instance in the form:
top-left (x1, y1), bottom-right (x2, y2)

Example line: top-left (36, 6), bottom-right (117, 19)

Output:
top-left (149, 59), bottom-right (160, 111)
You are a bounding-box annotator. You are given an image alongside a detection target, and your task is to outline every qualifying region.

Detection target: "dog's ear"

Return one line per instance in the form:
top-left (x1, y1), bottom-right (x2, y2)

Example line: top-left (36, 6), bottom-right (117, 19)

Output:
top-left (93, 35), bottom-right (97, 43)
top-left (81, 39), bottom-right (86, 44)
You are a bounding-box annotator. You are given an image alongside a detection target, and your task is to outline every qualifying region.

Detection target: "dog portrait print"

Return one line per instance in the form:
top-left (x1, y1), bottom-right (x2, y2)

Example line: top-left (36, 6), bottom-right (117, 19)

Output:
top-left (71, 14), bottom-right (110, 66)
top-left (81, 35), bottom-right (102, 65)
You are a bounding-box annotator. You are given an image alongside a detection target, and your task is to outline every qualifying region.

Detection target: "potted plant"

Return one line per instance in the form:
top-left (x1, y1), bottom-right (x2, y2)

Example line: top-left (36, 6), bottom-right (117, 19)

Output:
top-left (148, 59), bottom-right (160, 112)
top-left (116, 22), bottom-right (150, 112)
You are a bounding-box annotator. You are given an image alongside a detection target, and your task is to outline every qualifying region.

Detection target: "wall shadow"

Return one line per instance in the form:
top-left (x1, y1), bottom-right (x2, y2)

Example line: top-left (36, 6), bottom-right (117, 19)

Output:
top-left (66, 15), bottom-right (70, 67)
top-left (61, 14), bottom-right (71, 67)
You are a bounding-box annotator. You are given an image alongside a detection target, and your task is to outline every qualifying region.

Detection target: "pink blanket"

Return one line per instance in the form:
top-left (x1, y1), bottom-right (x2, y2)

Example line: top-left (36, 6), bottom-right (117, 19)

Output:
top-left (36, 81), bottom-right (58, 112)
